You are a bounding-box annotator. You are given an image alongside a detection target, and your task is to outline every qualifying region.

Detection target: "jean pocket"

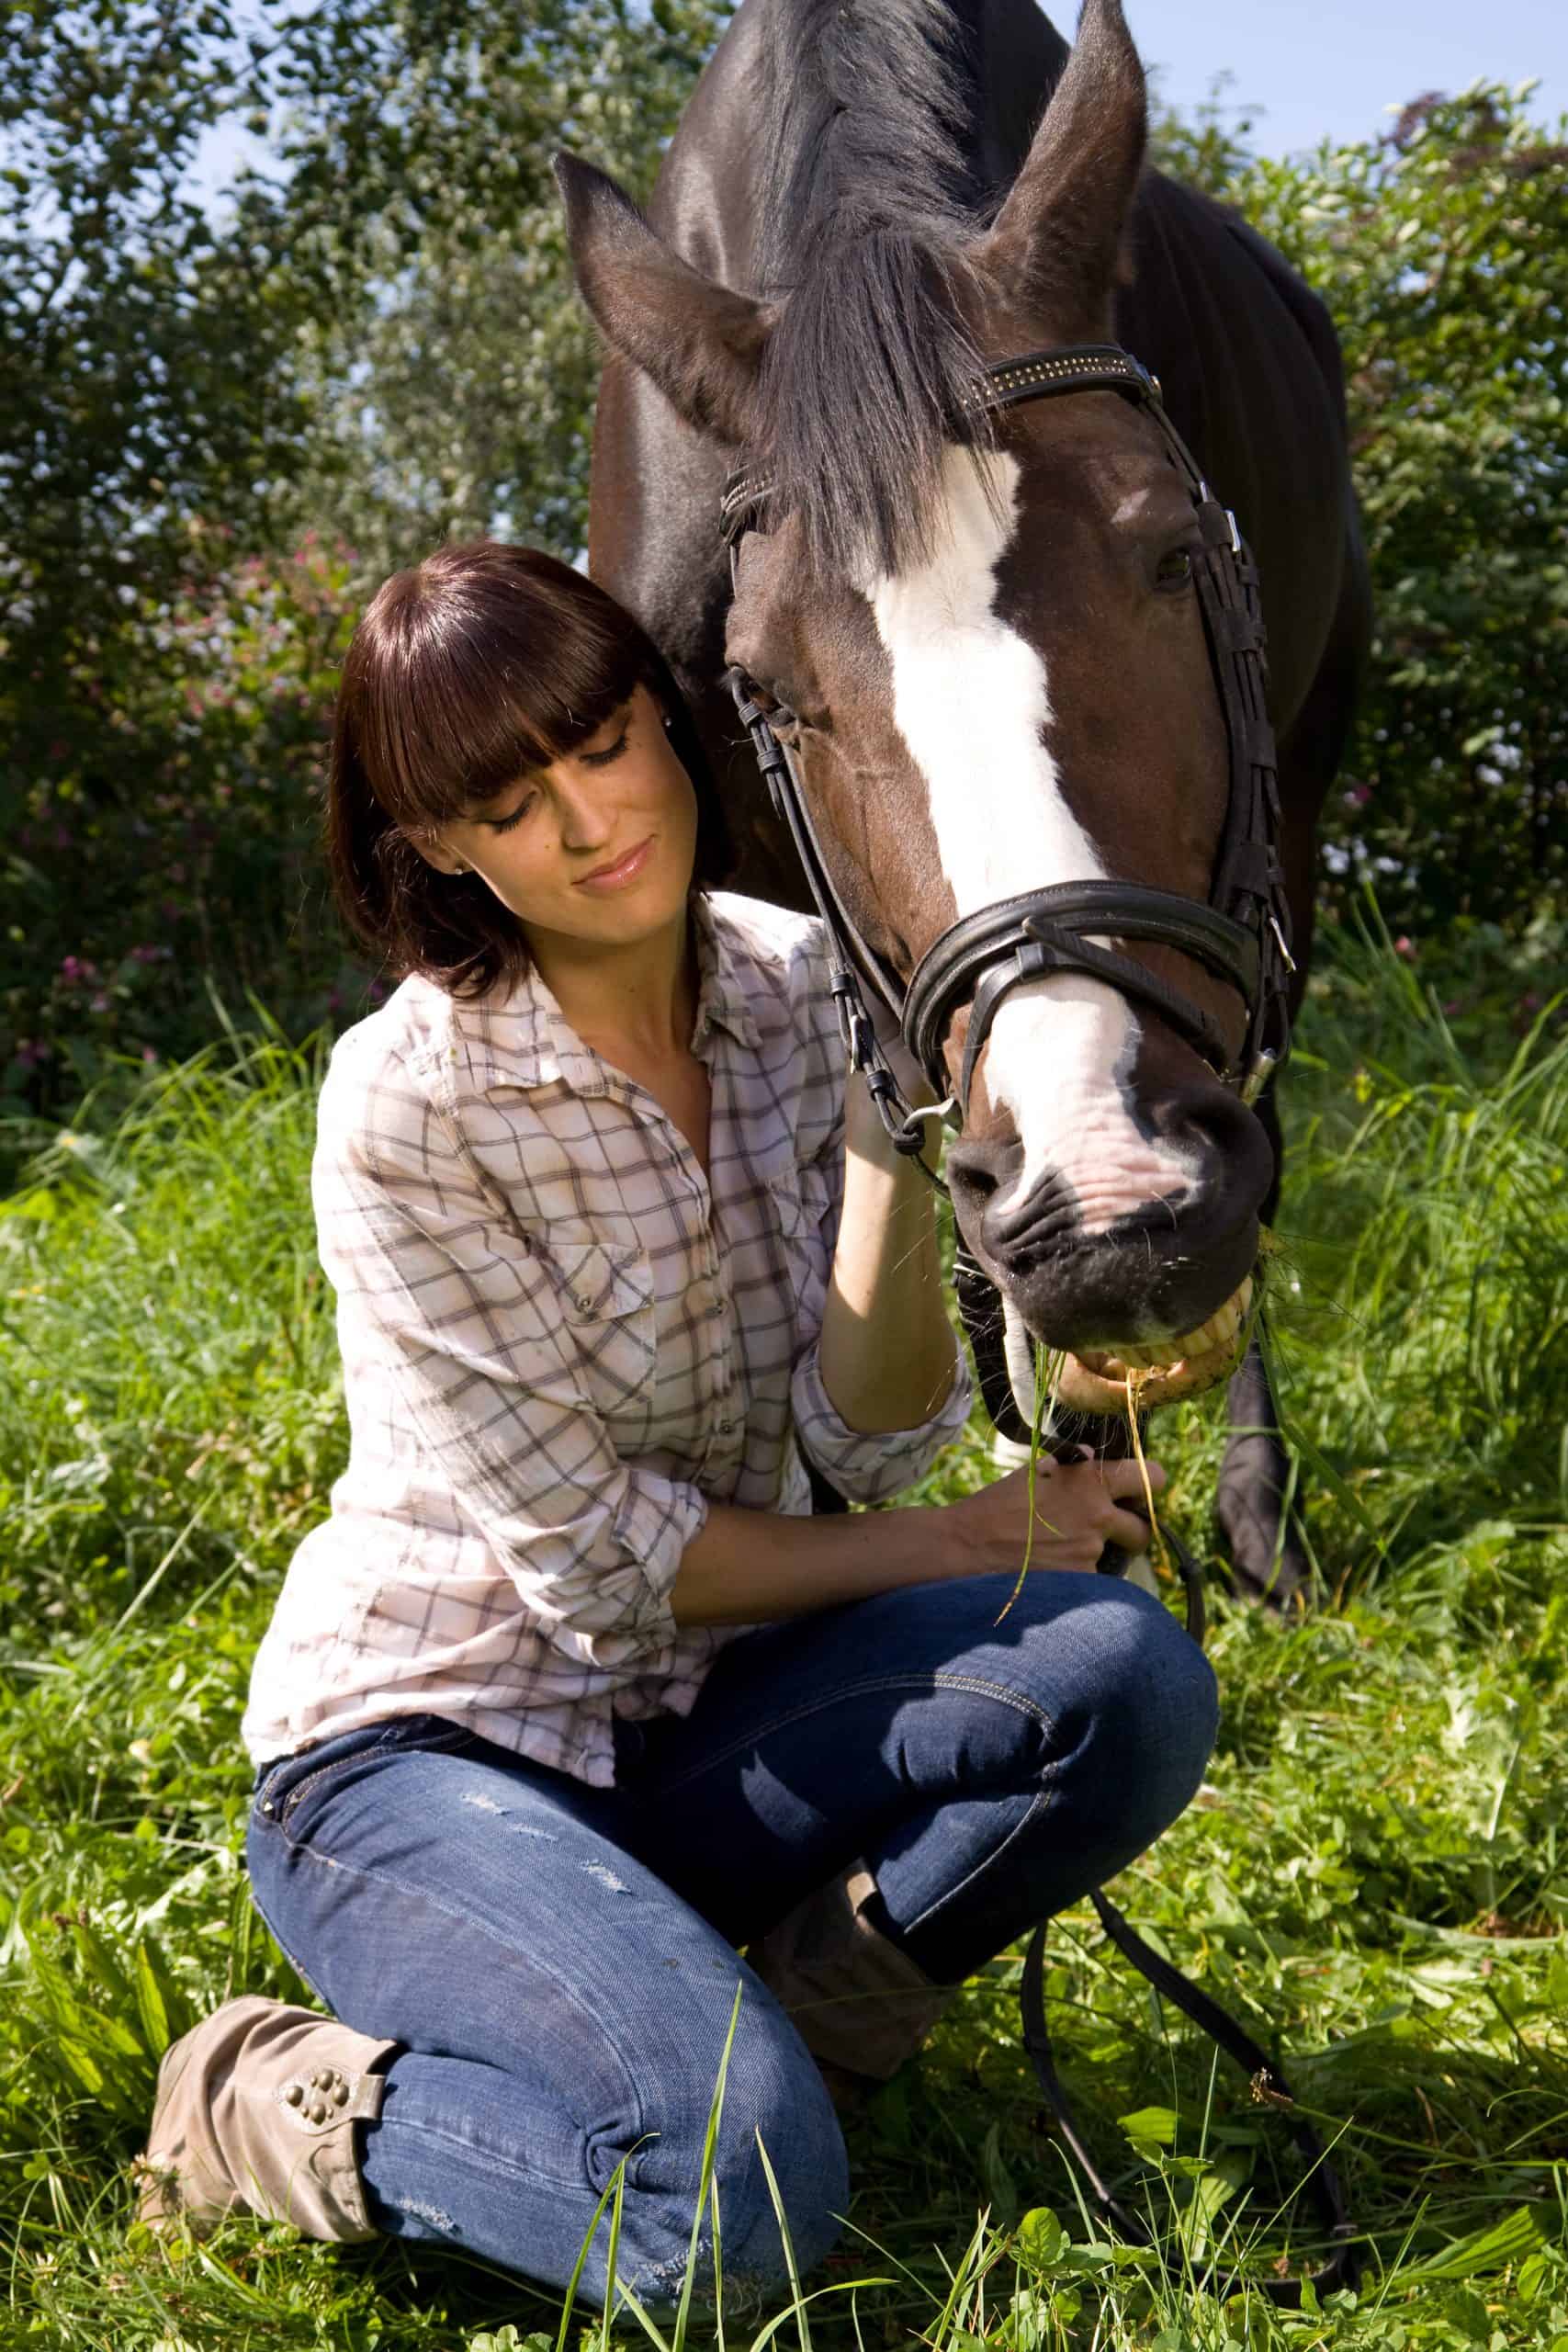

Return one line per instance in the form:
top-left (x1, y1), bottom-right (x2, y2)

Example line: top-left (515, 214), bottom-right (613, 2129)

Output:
top-left (255, 1713), bottom-right (477, 1847)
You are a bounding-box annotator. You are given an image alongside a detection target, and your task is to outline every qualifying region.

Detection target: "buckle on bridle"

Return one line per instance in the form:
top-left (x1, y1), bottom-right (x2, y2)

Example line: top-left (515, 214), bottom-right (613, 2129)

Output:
top-left (1240, 1046), bottom-right (1280, 1107)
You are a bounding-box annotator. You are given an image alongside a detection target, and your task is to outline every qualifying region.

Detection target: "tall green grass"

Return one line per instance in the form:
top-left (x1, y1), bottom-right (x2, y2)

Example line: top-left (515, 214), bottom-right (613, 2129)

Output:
top-left (3, 935), bottom-right (1565, 2349)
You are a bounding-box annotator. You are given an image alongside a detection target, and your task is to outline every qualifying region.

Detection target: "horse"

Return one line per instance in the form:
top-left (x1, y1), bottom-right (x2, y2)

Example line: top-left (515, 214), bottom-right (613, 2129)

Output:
top-left (555, 0), bottom-right (1371, 1601)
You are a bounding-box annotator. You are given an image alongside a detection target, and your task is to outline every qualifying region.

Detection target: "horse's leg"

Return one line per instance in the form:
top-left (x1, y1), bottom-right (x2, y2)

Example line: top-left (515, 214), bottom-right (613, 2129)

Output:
top-left (1213, 539), bottom-right (1366, 1610)
top-left (1213, 1076), bottom-right (1309, 1602)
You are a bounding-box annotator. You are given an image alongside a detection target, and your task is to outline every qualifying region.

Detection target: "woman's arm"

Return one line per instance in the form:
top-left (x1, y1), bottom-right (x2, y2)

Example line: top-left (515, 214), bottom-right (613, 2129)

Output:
top-left (670, 1451), bottom-right (1166, 1624)
top-left (816, 1078), bottom-right (959, 1434)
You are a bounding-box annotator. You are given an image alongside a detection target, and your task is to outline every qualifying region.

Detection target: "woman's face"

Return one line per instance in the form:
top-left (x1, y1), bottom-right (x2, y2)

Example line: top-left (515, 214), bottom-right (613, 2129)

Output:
top-left (421, 684), bottom-right (700, 956)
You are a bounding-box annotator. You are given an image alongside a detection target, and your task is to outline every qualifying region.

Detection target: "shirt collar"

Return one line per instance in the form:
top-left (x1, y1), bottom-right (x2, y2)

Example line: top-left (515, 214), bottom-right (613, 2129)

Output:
top-left (689, 894), bottom-right (762, 1053)
top-left (457, 894), bottom-right (760, 1093)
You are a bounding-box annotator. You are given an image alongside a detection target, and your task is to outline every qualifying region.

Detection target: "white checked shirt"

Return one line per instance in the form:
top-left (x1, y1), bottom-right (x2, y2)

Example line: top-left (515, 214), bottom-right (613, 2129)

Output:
top-left (243, 891), bottom-right (970, 1787)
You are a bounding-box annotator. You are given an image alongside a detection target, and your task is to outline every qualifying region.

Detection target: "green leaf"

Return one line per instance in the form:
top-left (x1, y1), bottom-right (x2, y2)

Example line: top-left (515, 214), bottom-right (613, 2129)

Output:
top-left (1401, 2206), bottom-right (1545, 2283)
top-left (1118, 2104), bottom-right (1179, 2148)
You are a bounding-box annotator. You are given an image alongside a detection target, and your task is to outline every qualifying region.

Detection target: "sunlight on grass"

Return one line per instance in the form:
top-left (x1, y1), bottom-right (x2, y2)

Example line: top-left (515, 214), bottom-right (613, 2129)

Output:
top-left (2, 929), bottom-right (1565, 2347)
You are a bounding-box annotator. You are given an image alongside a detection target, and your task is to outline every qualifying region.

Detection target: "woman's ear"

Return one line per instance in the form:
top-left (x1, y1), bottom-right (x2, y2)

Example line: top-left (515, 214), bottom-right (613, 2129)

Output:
top-left (400, 826), bottom-right (469, 877)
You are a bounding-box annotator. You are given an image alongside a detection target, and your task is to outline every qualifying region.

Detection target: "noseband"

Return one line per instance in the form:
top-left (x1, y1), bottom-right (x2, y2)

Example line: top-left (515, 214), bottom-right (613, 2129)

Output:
top-left (722, 343), bottom-right (1295, 1157)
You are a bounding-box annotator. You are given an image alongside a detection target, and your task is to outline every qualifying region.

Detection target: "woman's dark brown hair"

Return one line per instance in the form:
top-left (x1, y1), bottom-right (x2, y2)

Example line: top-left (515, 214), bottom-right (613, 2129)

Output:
top-left (327, 539), bottom-right (732, 997)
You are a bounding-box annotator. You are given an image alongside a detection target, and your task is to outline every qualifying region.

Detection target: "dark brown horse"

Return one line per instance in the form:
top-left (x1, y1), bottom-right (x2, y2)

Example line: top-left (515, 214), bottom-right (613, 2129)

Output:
top-left (556, 0), bottom-right (1370, 1599)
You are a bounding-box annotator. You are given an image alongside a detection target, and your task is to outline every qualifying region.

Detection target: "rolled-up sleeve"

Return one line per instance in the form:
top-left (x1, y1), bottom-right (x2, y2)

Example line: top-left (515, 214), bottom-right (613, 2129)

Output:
top-left (790, 1335), bottom-right (971, 1503)
top-left (318, 1045), bottom-right (707, 1676)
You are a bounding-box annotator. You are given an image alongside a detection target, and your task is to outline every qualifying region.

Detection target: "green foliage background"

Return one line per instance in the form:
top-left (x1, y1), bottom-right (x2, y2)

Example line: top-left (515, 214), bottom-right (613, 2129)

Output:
top-left (2, 15), bottom-right (1565, 1125)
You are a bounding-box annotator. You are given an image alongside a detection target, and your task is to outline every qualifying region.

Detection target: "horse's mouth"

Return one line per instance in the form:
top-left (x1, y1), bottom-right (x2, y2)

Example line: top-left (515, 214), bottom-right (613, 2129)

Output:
top-left (1052, 1276), bottom-right (1254, 1414)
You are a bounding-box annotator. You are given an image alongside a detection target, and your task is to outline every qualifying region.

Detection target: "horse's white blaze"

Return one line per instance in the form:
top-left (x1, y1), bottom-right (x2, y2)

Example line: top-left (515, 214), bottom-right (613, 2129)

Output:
top-left (861, 446), bottom-right (1198, 1234)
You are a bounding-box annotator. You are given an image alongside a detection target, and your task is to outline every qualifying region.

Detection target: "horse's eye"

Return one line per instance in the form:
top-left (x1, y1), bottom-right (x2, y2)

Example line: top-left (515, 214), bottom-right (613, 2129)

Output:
top-left (1156, 548), bottom-right (1195, 594)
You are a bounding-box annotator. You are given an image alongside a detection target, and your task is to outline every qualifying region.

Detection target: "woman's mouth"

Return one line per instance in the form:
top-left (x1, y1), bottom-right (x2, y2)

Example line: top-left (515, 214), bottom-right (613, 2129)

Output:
top-left (576, 835), bottom-right (656, 893)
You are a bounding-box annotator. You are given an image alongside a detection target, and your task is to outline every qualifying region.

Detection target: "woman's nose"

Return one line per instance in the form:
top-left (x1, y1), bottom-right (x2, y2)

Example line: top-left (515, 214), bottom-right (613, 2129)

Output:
top-left (554, 783), bottom-right (611, 851)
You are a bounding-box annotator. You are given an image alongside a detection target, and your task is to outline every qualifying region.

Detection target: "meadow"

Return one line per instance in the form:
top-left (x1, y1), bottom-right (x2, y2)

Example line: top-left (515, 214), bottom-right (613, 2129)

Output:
top-left (2, 916), bottom-right (1565, 2351)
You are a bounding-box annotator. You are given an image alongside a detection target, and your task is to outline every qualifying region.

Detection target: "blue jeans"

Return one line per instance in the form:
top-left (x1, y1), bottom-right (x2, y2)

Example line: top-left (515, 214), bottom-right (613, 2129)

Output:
top-left (246, 1571), bottom-right (1216, 2310)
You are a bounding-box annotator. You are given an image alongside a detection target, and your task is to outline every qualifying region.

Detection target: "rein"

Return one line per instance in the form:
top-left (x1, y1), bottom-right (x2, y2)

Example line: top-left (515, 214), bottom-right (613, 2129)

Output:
top-left (721, 342), bottom-right (1358, 2303)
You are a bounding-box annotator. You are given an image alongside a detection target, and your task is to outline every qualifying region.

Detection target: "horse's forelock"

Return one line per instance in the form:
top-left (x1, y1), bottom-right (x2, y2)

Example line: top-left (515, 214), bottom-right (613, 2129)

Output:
top-left (753, 0), bottom-right (998, 576)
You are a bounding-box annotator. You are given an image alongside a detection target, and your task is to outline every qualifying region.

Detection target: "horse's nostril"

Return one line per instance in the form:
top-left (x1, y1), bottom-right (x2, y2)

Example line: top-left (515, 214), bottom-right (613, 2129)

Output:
top-left (945, 1137), bottom-right (1014, 1206)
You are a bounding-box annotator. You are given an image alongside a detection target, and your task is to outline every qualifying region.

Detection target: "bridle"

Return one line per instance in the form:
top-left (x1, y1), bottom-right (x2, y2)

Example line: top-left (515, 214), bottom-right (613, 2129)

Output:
top-left (722, 342), bottom-right (1295, 1162)
top-left (720, 345), bottom-right (1359, 2305)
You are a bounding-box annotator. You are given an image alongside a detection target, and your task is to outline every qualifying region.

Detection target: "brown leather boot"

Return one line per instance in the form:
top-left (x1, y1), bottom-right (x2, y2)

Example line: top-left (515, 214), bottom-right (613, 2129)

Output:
top-left (135, 1996), bottom-right (397, 2240)
top-left (746, 1864), bottom-right (954, 2084)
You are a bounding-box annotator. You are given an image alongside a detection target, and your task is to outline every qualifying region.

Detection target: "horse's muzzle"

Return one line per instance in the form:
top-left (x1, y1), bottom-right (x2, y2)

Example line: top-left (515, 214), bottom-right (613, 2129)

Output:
top-left (946, 1079), bottom-right (1274, 1355)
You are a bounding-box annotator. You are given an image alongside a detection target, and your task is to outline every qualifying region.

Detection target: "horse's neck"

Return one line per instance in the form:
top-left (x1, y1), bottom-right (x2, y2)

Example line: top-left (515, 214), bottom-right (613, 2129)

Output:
top-left (956, 0), bottom-right (1071, 204)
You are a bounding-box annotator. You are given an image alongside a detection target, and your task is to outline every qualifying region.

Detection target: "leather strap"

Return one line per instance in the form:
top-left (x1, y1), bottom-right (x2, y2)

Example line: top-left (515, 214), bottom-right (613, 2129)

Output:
top-left (906, 881), bottom-right (1260, 1107)
top-left (1021, 1892), bottom-right (1359, 2305)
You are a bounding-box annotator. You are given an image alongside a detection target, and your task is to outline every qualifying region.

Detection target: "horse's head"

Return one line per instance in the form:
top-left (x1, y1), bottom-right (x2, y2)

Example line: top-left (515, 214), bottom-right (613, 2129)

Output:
top-left (558, 0), bottom-right (1280, 1408)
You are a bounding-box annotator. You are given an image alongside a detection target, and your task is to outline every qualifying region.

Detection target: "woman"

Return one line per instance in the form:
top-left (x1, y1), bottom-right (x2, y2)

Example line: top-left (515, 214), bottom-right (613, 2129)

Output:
top-left (137, 540), bottom-right (1216, 2309)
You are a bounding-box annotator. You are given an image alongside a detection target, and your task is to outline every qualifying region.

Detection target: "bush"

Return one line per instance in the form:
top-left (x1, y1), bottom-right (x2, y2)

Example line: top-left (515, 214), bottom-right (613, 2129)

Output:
top-left (3, 539), bottom-right (367, 1130)
top-left (1231, 85), bottom-right (1568, 930)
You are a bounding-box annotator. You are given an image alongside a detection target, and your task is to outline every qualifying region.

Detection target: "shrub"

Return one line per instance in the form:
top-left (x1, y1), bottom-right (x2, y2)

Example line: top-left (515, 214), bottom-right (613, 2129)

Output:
top-left (3, 540), bottom-right (367, 1128)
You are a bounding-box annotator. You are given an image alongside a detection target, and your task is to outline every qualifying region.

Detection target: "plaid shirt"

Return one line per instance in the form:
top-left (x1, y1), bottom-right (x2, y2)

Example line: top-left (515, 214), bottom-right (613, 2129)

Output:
top-left (243, 891), bottom-right (969, 1787)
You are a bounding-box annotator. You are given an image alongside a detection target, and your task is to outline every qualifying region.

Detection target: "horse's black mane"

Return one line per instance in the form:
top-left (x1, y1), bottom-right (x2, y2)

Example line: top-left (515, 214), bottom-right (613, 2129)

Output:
top-left (754, 0), bottom-right (996, 575)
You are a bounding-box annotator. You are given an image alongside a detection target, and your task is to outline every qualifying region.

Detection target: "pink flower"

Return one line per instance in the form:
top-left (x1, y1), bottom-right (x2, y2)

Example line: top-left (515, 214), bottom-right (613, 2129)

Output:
top-left (1393, 936), bottom-right (1416, 960)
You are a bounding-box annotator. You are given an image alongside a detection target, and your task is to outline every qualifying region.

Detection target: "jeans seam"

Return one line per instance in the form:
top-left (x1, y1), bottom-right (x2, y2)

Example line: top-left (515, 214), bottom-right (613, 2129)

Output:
top-left (892, 1781), bottom-right (1055, 1944)
top-left (369, 2097), bottom-right (654, 2196)
top-left (649, 1669), bottom-right (1057, 1800)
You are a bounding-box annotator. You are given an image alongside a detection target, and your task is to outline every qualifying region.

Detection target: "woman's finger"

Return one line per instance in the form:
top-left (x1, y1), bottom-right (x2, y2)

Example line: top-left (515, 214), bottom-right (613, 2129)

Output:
top-left (1099, 1456), bottom-right (1168, 1498)
top-left (1100, 1501), bottom-right (1157, 1554)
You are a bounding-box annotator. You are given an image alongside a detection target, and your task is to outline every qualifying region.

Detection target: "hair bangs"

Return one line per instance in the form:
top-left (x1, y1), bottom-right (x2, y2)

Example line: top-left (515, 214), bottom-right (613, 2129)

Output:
top-left (352, 548), bottom-right (646, 835)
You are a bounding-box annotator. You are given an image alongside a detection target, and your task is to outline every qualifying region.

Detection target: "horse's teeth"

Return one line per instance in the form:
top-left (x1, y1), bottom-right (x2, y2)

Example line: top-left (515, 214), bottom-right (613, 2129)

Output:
top-left (1091, 1277), bottom-right (1255, 1388)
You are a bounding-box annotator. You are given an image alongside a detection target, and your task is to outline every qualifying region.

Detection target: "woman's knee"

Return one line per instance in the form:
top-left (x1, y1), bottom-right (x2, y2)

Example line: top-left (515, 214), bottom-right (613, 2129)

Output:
top-left (1072, 1581), bottom-right (1218, 1836)
top-left (592, 1984), bottom-right (849, 2306)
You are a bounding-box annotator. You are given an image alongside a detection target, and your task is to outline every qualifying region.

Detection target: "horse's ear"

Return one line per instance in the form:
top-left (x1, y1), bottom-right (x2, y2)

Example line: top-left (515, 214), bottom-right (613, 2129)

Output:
top-left (971, 0), bottom-right (1146, 325)
top-left (555, 153), bottom-right (770, 446)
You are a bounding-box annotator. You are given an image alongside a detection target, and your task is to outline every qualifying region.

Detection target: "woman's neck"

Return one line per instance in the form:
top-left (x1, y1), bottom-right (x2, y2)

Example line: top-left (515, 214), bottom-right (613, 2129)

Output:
top-left (527, 906), bottom-right (699, 1063)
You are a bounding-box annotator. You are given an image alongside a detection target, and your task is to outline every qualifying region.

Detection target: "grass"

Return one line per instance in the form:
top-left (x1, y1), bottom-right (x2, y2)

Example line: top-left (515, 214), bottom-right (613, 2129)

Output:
top-left (2, 926), bottom-right (1566, 2350)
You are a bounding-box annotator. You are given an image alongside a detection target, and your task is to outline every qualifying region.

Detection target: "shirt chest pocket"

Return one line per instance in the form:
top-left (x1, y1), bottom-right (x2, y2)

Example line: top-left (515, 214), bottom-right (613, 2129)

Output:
top-left (545, 1238), bottom-right (659, 1415)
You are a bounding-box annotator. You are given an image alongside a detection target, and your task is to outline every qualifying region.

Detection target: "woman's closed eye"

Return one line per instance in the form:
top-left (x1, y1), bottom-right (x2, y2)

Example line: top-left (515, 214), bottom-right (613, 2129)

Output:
top-left (578, 722), bottom-right (630, 771)
top-left (486, 787), bottom-right (540, 836)
top-left (479, 718), bottom-right (630, 832)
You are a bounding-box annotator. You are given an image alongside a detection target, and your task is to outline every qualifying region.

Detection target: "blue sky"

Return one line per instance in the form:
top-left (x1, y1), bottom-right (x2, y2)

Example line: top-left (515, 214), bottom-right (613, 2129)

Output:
top-left (189, 0), bottom-right (1568, 208)
top-left (1128, 0), bottom-right (1566, 156)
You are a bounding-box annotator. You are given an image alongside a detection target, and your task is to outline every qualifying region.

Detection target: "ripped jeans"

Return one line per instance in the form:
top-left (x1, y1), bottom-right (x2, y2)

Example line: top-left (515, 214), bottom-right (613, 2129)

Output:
top-left (245, 1569), bottom-right (1216, 2311)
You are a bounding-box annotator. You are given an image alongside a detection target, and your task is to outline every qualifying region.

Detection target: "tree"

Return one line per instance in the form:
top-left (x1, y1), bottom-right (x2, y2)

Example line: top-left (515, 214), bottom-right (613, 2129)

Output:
top-left (1, 0), bottom-right (729, 1113)
top-left (1186, 85), bottom-right (1568, 929)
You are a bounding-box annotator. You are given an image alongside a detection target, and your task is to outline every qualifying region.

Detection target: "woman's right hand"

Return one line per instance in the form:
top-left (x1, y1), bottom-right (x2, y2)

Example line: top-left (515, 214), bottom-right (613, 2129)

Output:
top-left (945, 1452), bottom-right (1167, 1577)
